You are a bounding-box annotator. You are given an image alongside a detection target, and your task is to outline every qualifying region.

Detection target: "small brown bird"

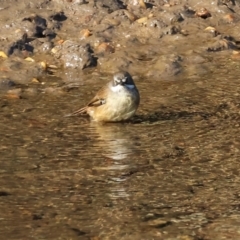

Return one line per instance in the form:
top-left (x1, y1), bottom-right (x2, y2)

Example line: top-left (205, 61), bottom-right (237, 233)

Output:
top-left (69, 71), bottom-right (140, 122)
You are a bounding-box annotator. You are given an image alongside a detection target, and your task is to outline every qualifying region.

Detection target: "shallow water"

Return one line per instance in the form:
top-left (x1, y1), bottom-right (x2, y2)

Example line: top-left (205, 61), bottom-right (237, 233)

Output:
top-left (1, 54), bottom-right (240, 239)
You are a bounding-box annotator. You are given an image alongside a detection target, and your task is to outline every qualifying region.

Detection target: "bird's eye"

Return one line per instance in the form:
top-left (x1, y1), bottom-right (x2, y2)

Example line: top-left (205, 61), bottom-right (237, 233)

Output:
top-left (122, 77), bottom-right (127, 82)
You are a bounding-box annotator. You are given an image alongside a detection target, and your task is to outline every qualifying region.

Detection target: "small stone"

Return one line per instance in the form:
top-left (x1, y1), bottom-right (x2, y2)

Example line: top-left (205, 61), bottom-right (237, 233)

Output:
top-left (25, 57), bottom-right (35, 62)
top-left (5, 88), bottom-right (22, 99)
top-left (223, 14), bottom-right (235, 23)
top-left (195, 8), bottom-right (211, 19)
top-left (147, 219), bottom-right (171, 228)
top-left (0, 51), bottom-right (8, 58)
top-left (31, 78), bottom-right (40, 83)
top-left (136, 17), bottom-right (148, 24)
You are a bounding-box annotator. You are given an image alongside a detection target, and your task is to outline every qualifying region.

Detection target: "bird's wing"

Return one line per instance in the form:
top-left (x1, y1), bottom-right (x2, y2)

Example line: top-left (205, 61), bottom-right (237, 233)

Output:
top-left (66, 87), bottom-right (107, 117)
top-left (87, 87), bottom-right (107, 107)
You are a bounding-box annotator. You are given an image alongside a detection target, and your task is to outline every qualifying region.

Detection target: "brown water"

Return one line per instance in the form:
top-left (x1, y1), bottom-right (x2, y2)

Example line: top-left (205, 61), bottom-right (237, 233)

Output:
top-left (1, 54), bottom-right (240, 239)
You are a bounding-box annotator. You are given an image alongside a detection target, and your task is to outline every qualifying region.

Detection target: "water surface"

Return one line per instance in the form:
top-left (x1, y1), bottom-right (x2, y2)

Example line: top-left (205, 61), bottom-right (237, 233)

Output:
top-left (1, 55), bottom-right (240, 239)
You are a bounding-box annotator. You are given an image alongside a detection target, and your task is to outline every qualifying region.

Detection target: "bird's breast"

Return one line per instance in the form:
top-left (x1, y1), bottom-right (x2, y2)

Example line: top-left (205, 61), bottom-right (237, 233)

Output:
top-left (110, 85), bottom-right (126, 93)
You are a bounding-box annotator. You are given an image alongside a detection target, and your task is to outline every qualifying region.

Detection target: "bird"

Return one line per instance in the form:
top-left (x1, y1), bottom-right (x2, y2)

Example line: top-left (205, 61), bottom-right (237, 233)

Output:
top-left (68, 71), bottom-right (140, 122)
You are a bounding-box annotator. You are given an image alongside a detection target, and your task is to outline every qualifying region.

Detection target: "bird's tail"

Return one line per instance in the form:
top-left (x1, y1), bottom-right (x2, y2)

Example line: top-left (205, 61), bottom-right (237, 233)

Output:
top-left (64, 106), bottom-right (88, 117)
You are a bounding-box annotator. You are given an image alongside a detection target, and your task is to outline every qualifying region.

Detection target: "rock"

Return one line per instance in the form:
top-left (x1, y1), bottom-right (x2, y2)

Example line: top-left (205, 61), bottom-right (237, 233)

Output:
top-left (195, 7), bottom-right (211, 19)
top-left (162, 25), bottom-right (181, 35)
top-left (7, 33), bottom-right (33, 57)
top-left (5, 88), bottom-right (22, 99)
top-left (97, 52), bottom-right (132, 73)
top-left (94, 0), bottom-right (124, 12)
top-left (147, 219), bottom-right (171, 228)
top-left (49, 11), bottom-right (67, 22)
top-left (0, 58), bottom-right (46, 84)
top-left (207, 37), bottom-right (238, 52)
top-left (95, 42), bottom-right (115, 55)
top-left (147, 18), bottom-right (167, 28)
top-left (24, 87), bottom-right (39, 97)
top-left (0, 78), bottom-right (16, 90)
top-left (51, 40), bottom-right (96, 69)
top-left (39, 41), bottom-right (54, 53)
top-left (44, 87), bottom-right (65, 95)
top-left (22, 14), bottom-right (47, 38)
top-left (147, 54), bottom-right (183, 79)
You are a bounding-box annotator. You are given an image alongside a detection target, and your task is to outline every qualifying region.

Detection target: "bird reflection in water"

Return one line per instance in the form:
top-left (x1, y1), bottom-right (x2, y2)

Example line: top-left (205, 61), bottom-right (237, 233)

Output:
top-left (90, 122), bottom-right (137, 198)
top-left (91, 122), bottom-right (135, 162)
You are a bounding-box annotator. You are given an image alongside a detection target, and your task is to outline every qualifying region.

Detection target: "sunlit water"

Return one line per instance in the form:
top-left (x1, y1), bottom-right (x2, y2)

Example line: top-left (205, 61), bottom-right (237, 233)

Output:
top-left (1, 54), bottom-right (240, 239)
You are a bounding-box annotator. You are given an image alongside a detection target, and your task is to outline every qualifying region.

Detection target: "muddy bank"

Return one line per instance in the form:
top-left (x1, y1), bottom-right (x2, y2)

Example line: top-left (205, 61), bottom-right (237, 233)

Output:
top-left (1, 0), bottom-right (240, 86)
top-left (1, 0), bottom-right (240, 240)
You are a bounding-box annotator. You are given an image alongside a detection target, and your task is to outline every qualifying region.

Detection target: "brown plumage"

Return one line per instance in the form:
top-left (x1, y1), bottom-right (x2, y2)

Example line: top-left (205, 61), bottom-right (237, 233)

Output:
top-left (70, 88), bottom-right (107, 115)
top-left (67, 71), bottom-right (140, 122)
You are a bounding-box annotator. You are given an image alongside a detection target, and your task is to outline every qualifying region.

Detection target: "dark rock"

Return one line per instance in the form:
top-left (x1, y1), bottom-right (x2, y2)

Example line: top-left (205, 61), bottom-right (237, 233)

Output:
top-left (71, 228), bottom-right (86, 236)
top-left (207, 36), bottom-right (239, 51)
top-left (0, 191), bottom-right (11, 196)
top-left (0, 78), bottom-right (16, 90)
top-left (42, 28), bottom-right (56, 39)
top-left (180, 6), bottom-right (196, 19)
top-left (23, 14), bottom-right (47, 38)
top-left (95, 0), bottom-right (124, 12)
top-left (49, 11), bottom-right (67, 22)
top-left (147, 18), bottom-right (167, 28)
top-left (162, 25), bottom-right (181, 35)
top-left (7, 33), bottom-right (34, 57)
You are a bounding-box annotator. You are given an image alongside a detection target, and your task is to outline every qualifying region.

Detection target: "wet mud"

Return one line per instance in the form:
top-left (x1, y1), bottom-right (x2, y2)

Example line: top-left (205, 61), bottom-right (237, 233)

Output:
top-left (1, 0), bottom-right (240, 239)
